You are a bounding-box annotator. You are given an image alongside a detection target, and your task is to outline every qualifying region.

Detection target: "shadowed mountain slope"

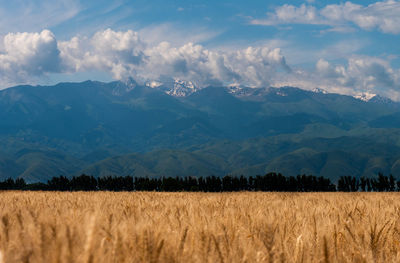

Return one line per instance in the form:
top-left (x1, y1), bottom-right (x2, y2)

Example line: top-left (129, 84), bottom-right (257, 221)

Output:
top-left (0, 80), bottom-right (400, 182)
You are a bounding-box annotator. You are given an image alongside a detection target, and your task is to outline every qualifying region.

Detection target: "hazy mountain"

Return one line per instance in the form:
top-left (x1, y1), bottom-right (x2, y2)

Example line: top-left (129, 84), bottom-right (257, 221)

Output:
top-left (0, 80), bottom-right (399, 182)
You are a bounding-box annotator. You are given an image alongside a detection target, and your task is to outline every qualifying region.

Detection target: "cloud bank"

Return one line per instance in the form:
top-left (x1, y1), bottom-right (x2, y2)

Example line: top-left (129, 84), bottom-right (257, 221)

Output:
top-left (251, 0), bottom-right (400, 34)
top-left (290, 56), bottom-right (400, 100)
top-left (0, 29), bottom-right (399, 100)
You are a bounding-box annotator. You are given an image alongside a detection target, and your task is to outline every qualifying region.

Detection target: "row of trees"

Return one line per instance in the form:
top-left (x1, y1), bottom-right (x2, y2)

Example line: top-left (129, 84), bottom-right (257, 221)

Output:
top-left (1, 172), bottom-right (400, 192)
top-left (337, 174), bottom-right (399, 192)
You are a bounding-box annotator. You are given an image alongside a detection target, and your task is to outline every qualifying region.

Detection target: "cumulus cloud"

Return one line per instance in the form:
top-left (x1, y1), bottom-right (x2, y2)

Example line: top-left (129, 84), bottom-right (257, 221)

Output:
top-left (251, 0), bottom-right (400, 34)
top-left (59, 29), bottom-right (146, 79)
top-left (0, 28), bottom-right (399, 100)
top-left (315, 56), bottom-right (398, 90)
top-left (282, 56), bottom-right (400, 99)
top-left (0, 28), bottom-right (290, 88)
top-left (0, 30), bottom-right (62, 84)
top-left (58, 30), bottom-right (291, 87)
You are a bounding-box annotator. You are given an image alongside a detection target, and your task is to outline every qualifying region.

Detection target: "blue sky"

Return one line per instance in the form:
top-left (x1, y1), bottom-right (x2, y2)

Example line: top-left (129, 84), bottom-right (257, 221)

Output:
top-left (0, 0), bottom-right (399, 99)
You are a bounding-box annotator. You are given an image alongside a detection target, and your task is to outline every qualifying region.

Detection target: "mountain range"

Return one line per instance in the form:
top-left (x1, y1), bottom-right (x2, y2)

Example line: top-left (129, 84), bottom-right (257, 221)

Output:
top-left (1, 78), bottom-right (400, 182)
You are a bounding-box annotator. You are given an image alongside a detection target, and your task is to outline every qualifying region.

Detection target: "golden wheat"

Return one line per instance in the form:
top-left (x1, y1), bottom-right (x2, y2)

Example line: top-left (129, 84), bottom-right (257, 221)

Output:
top-left (0, 192), bottom-right (399, 262)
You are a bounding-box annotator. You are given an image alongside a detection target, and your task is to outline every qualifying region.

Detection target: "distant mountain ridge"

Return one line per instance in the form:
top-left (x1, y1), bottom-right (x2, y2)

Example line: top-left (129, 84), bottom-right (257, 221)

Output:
top-left (142, 77), bottom-right (396, 105)
top-left (0, 79), bottom-right (400, 182)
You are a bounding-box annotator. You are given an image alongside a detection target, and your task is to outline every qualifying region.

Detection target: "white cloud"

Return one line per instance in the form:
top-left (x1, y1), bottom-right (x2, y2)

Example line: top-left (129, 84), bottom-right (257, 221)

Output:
top-left (285, 56), bottom-right (400, 98)
top-left (142, 42), bottom-right (291, 87)
top-left (57, 29), bottom-right (291, 87)
top-left (251, 0), bottom-right (400, 34)
top-left (252, 4), bottom-right (322, 26)
top-left (0, 28), bottom-right (291, 88)
top-left (59, 29), bottom-right (145, 79)
top-left (346, 56), bottom-right (398, 90)
top-left (0, 28), bottom-right (399, 100)
top-left (0, 30), bottom-right (62, 84)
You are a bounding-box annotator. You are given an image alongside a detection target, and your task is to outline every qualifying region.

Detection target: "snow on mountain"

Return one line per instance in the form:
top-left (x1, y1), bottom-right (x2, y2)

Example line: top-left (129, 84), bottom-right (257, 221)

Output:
top-left (354, 92), bottom-right (377, 102)
top-left (312, 88), bottom-right (328, 94)
top-left (146, 81), bottom-right (162, 88)
top-left (146, 78), bottom-right (198, 97)
top-left (226, 85), bottom-right (249, 96)
top-left (119, 77), bottom-right (396, 105)
top-left (167, 79), bottom-right (197, 97)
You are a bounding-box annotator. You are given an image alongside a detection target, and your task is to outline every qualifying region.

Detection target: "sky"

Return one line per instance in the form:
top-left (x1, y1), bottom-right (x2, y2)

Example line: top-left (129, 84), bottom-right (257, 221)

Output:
top-left (0, 0), bottom-right (399, 99)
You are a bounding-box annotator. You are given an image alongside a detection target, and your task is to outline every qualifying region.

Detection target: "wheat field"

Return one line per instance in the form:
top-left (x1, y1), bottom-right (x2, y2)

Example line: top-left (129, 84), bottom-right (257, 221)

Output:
top-left (0, 192), bottom-right (399, 262)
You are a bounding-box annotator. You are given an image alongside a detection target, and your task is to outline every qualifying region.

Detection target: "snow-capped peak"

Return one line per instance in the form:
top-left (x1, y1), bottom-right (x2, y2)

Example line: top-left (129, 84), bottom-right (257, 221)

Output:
top-left (146, 81), bottom-right (162, 88)
top-left (227, 85), bottom-right (244, 94)
top-left (167, 79), bottom-right (197, 97)
top-left (312, 88), bottom-right (328, 94)
top-left (354, 92), bottom-right (377, 102)
top-left (147, 78), bottom-right (198, 97)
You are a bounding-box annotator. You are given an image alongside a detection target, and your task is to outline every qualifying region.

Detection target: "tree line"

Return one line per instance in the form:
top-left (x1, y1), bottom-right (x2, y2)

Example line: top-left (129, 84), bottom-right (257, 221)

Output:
top-left (1, 172), bottom-right (400, 192)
